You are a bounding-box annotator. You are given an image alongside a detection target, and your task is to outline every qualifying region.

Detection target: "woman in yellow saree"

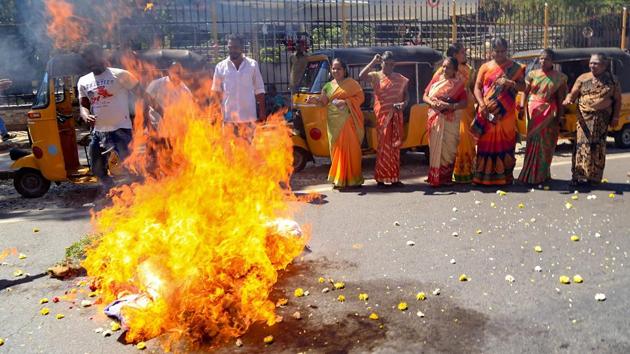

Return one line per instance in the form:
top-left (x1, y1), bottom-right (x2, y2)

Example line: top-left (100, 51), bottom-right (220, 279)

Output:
top-left (307, 58), bottom-right (365, 189)
top-left (423, 57), bottom-right (468, 187)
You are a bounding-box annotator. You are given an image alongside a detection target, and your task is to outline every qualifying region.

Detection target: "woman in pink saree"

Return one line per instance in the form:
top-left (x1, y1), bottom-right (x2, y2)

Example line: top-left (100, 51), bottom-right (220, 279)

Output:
top-left (423, 57), bottom-right (468, 187)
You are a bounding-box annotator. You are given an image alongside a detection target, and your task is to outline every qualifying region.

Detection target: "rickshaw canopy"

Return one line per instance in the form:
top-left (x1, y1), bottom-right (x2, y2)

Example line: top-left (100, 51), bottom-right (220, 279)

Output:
top-left (513, 47), bottom-right (630, 62)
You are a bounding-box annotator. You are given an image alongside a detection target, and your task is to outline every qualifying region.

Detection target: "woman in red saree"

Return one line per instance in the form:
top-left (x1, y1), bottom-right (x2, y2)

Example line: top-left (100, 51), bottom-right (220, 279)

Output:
top-left (307, 58), bottom-right (365, 189)
top-left (518, 49), bottom-right (567, 185)
top-left (423, 57), bottom-right (468, 187)
top-left (359, 51), bottom-right (409, 187)
top-left (472, 38), bottom-right (525, 185)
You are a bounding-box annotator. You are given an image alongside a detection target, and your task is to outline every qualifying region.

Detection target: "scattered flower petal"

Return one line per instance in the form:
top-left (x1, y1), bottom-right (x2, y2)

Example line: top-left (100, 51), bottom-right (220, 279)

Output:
top-left (369, 312), bottom-right (379, 320)
top-left (292, 311), bottom-right (302, 320)
top-left (0, 338), bottom-right (4, 346)
top-left (452, 231), bottom-right (459, 237)
top-left (534, 266), bottom-right (542, 272)
top-left (275, 298), bottom-right (288, 307)
top-left (474, 200), bottom-right (481, 205)
top-left (393, 221), bottom-right (401, 226)
top-left (111, 322), bottom-right (121, 332)
top-left (235, 339), bottom-right (243, 347)
top-left (55, 313), bottom-right (64, 320)
top-left (571, 195), bottom-right (579, 200)
top-left (263, 335), bottom-right (274, 344)
top-left (358, 293), bottom-right (369, 301)
top-left (81, 300), bottom-right (93, 308)
top-left (534, 245), bottom-right (543, 253)
top-left (13, 269), bottom-right (23, 277)
top-left (416, 311), bottom-right (425, 317)
top-left (496, 190), bottom-right (507, 196)
top-left (88, 292), bottom-right (98, 298)
top-left (432, 288), bottom-right (441, 296)
top-left (570, 235), bottom-right (580, 242)
top-left (595, 293), bottom-right (606, 301)
top-left (565, 202), bottom-right (573, 209)
top-left (397, 302), bottom-right (408, 311)
top-left (517, 203), bottom-right (525, 209)
top-left (322, 287), bottom-right (330, 293)
top-left (40, 308), bottom-right (50, 316)
top-left (490, 202), bottom-right (497, 208)
top-left (450, 258), bottom-right (456, 264)
top-left (32, 228), bottom-right (40, 233)
top-left (406, 240), bottom-right (416, 247)
top-left (18, 253), bottom-right (27, 259)
top-left (459, 274), bottom-right (469, 282)
top-left (318, 277), bottom-right (325, 283)
top-left (416, 292), bottom-right (426, 301)
top-left (475, 229), bottom-right (482, 235)
top-left (452, 207), bottom-right (458, 212)
top-left (505, 275), bottom-right (515, 283)
top-left (39, 298), bottom-right (49, 304)
top-left (294, 288), bottom-right (305, 297)
top-left (587, 194), bottom-right (597, 200)
top-left (608, 193), bottom-right (615, 199)
top-left (573, 275), bottom-right (584, 283)
top-left (136, 342), bottom-right (147, 350)
top-left (601, 178), bottom-right (609, 183)
top-left (337, 295), bottom-right (346, 302)
top-left (559, 276), bottom-right (571, 284)
top-left (333, 282), bottom-right (345, 290)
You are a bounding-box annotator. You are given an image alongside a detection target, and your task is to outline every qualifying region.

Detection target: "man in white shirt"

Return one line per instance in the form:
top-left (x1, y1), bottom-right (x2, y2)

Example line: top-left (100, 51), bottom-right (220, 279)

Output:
top-left (211, 34), bottom-right (266, 138)
top-left (77, 43), bottom-right (143, 188)
top-left (145, 61), bottom-right (194, 129)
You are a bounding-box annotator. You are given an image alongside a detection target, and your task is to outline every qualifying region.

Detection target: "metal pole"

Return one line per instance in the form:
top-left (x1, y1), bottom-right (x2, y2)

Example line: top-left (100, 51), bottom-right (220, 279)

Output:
top-left (210, 0), bottom-right (219, 60)
top-left (451, 0), bottom-right (457, 43)
top-left (342, 0), bottom-right (348, 47)
top-left (543, 2), bottom-right (549, 48)
top-left (622, 7), bottom-right (628, 49)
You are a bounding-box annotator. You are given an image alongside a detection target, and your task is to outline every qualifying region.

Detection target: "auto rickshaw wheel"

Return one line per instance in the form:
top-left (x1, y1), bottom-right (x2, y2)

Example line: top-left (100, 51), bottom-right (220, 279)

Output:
top-left (14, 168), bottom-right (51, 198)
top-left (292, 147), bottom-right (310, 172)
top-left (614, 124), bottom-right (630, 149)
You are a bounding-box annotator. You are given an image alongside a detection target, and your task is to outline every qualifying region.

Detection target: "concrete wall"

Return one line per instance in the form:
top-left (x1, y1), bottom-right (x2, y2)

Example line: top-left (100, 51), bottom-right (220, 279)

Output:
top-left (0, 106), bottom-right (29, 131)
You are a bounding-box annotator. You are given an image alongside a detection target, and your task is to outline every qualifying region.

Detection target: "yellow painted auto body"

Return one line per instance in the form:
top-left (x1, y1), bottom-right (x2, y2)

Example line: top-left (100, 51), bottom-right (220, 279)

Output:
top-left (10, 154), bottom-right (38, 170)
top-left (293, 93), bottom-right (330, 157)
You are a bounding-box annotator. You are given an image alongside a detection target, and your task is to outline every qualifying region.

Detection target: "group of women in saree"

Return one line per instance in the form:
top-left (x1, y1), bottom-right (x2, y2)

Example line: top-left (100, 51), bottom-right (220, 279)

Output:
top-left (307, 38), bottom-right (621, 190)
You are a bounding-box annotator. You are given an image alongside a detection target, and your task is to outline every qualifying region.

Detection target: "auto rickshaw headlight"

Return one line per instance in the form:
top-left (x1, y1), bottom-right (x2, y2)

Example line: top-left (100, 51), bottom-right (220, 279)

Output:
top-left (309, 128), bottom-right (322, 140)
top-left (32, 146), bottom-right (44, 159)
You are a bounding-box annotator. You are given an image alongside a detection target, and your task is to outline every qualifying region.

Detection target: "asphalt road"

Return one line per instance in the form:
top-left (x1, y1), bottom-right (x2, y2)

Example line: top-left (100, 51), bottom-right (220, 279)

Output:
top-left (1, 141), bottom-right (629, 353)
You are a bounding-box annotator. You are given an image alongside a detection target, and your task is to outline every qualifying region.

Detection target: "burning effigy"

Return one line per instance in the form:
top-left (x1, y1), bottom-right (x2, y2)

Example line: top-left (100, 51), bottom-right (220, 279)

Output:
top-left (42, 0), bottom-right (308, 349)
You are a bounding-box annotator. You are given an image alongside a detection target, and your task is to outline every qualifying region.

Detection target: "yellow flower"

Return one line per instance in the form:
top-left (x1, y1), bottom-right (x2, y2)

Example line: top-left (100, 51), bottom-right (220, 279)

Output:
top-left (490, 202), bottom-right (497, 208)
top-left (136, 342), bottom-right (147, 350)
top-left (608, 193), bottom-right (615, 199)
top-left (18, 253), bottom-right (27, 259)
top-left (559, 275), bottom-right (571, 284)
top-left (0, 338), bottom-right (4, 346)
top-left (602, 178), bottom-right (609, 183)
top-left (416, 292), bottom-right (426, 301)
top-left (571, 195), bottom-right (579, 200)
top-left (573, 275), bottom-right (584, 283)
top-left (397, 302), bottom-right (408, 311)
top-left (358, 293), bottom-right (369, 301)
top-left (263, 335), bottom-right (274, 344)
top-left (534, 245), bottom-right (543, 253)
top-left (337, 295), bottom-right (346, 302)
top-left (294, 288), bottom-right (305, 297)
top-left (475, 229), bottom-right (482, 235)
top-left (497, 190), bottom-right (507, 196)
top-left (88, 292), bottom-right (98, 298)
top-left (40, 308), bottom-right (50, 316)
top-left (13, 269), bottom-right (23, 277)
top-left (318, 277), bottom-right (325, 283)
top-left (570, 235), bottom-right (580, 242)
top-left (333, 282), bottom-right (345, 290)
top-left (111, 322), bottom-right (121, 331)
top-left (369, 312), bottom-right (379, 320)
top-left (565, 202), bottom-right (573, 209)
top-left (459, 274), bottom-right (469, 282)
top-left (518, 203), bottom-right (525, 209)
top-left (55, 314), bottom-right (64, 320)
top-left (33, 227), bottom-right (40, 233)
top-left (39, 298), bottom-right (49, 304)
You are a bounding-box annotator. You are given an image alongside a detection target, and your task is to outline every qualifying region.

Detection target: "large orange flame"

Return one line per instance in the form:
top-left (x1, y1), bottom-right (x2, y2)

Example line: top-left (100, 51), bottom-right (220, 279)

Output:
top-left (81, 56), bottom-right (307, 349)
top-left (45, 0), bottom-right (87, 50)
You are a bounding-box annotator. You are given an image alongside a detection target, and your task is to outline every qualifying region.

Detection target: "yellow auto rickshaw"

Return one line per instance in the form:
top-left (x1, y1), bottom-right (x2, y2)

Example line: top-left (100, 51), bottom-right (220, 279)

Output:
top-left (514, 47), bottom-right (630, 148)
top-left (290, 46), bottom-right (444, 171)
top-left (10, 50), bottom-right (205, 198)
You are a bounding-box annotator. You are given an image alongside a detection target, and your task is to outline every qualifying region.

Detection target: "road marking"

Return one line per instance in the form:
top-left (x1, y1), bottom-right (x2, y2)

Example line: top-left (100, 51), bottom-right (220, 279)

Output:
top-left (294, 152), bottom-right (630, 194)
top-left (0, 217), bottom-right (29, 225)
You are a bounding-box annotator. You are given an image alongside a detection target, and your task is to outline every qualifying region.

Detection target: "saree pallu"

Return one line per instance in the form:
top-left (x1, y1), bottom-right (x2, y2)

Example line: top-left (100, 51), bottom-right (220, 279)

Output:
top-left (426, 77), bottom-right (466, 187)
top-left (373, 72), bottom-right (407, 183)
top-left (324, 78), bottom-right (365, 187)
top-left (453, 95), bottom-right (476, 183)
top-left (518, 97), bottom-right (559, 184)
top-left (572, 109), bottom-right (611, 183)
top-left (471, 61), bottom-right (524, 185)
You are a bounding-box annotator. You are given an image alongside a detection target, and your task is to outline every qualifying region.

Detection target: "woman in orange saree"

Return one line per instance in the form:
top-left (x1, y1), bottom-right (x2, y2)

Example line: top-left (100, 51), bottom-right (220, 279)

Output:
top-left (423, 57), bottom-right (468, 187)
top-left (359, 51), bottom-right (409, 187)
top-left (308, 58), bottom-right (365, 189)
top-left (472, 38), bottom-right (525, 185)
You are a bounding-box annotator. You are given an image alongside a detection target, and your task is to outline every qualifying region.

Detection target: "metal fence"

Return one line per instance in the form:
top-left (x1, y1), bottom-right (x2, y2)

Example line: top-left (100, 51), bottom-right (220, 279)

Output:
top-left (1, 0), bottom-right (629, 104)
top-left (115, 0), bottom-right (628, 93)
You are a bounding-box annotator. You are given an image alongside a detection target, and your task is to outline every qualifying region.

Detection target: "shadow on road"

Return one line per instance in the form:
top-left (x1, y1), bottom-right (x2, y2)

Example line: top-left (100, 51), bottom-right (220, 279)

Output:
top-left (0, 272), bottom-right (47, 291)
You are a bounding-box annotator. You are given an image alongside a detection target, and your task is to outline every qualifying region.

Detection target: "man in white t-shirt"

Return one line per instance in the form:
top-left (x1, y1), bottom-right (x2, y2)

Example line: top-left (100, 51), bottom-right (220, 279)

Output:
top-left (77, 43), bottom-right (142, 188)
top-left (145, 61), bottom-right (193, 129)
top-left (211, 34), bottom-right (266, 138)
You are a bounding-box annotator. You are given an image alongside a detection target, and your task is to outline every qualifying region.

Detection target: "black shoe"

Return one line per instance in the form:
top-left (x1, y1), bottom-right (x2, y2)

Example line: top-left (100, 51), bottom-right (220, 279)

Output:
top-left (391, 181), bottom-right (405, 187)
top-left (376, 182), bottom-right (386, 188)
top-left (2, 133), bottom-right (16, 141)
